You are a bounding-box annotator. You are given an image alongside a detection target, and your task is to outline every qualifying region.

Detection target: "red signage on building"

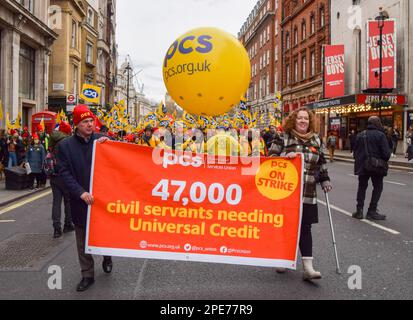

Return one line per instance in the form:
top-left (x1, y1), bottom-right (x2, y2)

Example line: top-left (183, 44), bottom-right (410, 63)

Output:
top-left (324, 45), bottom-right (345, 98)
top-left (356, 94), bottom-right (406, 106)
top-left (367, 19), bottom-right (396, 89)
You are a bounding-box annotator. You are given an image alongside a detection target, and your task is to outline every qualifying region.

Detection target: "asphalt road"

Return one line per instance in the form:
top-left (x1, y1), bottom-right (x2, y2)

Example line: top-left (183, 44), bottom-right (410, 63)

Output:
top-left (0, 161), bottom-right (412, 300)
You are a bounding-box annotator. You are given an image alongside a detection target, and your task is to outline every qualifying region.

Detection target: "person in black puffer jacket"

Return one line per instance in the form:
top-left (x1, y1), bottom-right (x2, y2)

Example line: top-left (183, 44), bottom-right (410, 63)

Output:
top-left (352, 116), bottom-right (391, 221)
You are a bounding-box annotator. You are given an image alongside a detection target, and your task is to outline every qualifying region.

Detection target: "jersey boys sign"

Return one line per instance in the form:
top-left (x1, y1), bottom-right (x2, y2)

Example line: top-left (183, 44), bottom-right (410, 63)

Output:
top-left (367, 19), bottom-right (396, 89)
top-left (324, 45), bottom-right (345, 99)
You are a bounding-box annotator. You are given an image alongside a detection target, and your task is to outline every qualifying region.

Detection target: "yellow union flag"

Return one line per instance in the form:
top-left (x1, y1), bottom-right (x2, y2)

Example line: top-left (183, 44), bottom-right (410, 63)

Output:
top-left (80, 84), bottom-right (101, 104)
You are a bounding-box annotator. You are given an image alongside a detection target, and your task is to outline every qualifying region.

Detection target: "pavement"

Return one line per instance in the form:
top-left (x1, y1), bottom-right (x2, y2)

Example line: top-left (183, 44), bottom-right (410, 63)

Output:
top-left (0, 180), bottom-right (51, 208)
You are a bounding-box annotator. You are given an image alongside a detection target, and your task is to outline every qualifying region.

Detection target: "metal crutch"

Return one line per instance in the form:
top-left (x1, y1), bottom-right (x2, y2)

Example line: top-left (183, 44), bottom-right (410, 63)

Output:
top-left (324, 191), bottom-right (342, 274)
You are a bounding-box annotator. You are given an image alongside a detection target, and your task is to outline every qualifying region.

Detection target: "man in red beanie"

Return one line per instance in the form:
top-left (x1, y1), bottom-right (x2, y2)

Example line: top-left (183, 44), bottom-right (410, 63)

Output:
top-left (58, 105), bottom-right (113, 292)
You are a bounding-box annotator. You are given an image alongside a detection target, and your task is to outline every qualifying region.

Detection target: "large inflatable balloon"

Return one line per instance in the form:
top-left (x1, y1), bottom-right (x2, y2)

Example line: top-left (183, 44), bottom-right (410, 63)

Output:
top-left (163, 27), bottom-right (251, 116)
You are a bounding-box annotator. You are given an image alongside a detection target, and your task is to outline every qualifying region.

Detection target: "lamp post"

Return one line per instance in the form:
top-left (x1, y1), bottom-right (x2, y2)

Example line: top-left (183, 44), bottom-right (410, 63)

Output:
top-left (375, 8), bottom-right (387, 121)
top-left (125, 62), bottom-right (132, 116)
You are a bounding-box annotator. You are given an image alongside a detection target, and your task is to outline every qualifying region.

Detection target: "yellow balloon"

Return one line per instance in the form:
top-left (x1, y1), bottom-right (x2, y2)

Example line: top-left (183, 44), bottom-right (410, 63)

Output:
top-left (163, 27), bottom-right (251, 117)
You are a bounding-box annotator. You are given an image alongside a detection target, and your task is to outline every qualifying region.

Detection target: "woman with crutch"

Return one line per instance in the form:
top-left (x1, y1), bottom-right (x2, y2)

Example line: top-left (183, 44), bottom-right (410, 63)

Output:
top-left (269, 107), bottom-right (333, 281)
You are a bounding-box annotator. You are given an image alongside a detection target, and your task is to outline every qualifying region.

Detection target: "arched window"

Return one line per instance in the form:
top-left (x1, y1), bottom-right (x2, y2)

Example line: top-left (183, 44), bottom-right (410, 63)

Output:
top-left (87, 8), bottom-right (94, 27)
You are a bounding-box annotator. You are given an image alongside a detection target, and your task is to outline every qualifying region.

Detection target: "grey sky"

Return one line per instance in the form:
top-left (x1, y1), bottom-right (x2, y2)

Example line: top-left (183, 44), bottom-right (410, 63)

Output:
top-left (116, 0), bottom-right (257, 103)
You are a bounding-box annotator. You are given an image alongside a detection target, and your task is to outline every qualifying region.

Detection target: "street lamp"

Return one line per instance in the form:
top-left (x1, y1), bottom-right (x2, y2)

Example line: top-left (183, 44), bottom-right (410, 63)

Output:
top-left (125, 62), bottom-right (132, 115)
top-left (375, 7), bottom-right (388, 120)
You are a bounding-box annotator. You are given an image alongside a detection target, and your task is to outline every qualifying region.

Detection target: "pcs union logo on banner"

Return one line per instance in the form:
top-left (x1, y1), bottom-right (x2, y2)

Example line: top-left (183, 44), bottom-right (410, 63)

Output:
top-left (163, 27), bottom-right (251, 117)
top-left (80, 84), bottom-right (101, 104)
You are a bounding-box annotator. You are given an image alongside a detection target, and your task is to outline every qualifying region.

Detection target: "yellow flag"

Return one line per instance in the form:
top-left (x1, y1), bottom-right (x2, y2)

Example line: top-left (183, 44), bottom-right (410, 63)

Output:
top-left (6, 113), bottom-right (12, 132)
top-left (0, 100), bottom-right (3, 121)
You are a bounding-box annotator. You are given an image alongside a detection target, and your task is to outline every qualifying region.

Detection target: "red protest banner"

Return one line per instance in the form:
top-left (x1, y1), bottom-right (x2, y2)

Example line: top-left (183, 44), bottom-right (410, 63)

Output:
top-left (367, 19), bottom-right (396, 89)
top-left (86, 142), bottom-right (304, 269)
top-left (324, 45), bottom-right (345, 99)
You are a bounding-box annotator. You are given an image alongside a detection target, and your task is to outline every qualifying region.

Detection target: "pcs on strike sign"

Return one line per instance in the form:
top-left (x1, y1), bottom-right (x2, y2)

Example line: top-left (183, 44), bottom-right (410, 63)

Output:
top-left (86, 142), bottom-right (304, 269)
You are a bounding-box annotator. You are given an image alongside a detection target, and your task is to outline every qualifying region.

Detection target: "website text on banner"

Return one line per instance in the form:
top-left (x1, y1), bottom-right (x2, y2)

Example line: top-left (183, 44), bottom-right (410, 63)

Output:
top-left (86, 142), bottom-right (304, 269)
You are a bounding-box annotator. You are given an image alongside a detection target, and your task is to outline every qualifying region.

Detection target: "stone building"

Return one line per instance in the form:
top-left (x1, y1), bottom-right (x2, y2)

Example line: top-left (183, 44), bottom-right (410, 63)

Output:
top-left (0, 0), bottom-right (58, 129)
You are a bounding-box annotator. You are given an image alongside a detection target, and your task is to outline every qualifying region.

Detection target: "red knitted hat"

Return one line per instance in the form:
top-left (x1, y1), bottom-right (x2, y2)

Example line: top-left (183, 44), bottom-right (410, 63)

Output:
top-left (59, 121), bottom-right (72, 135)
top-left (73, 105), bottom-right (94, 126)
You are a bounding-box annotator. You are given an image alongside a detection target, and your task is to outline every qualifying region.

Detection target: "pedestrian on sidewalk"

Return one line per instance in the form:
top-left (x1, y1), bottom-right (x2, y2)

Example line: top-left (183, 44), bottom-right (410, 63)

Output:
top-left (6, 130), bottom-right (22, 168)
top-left (37, 125), bottom-right (49, 189)
top-left (352, 116), bottom-right (391, 221)
top-left (0, 129), bottom-right (7, 167)
top-left (269, 107), bottom-right (332, 281)
top-left (58, 105), bottom-right (113, 292)
top-left (25, 134), bottom-right (46, 190)
top-left (406, 125), bottom-right (413, 162)
top-left (349, 130), bottom-right (357, 154)
top-left (49, 122), bottom-right (74, 239)
top-left (391, 126), bottom-right (400, 157)
top-left (326, 132), bottom-right (337, 162)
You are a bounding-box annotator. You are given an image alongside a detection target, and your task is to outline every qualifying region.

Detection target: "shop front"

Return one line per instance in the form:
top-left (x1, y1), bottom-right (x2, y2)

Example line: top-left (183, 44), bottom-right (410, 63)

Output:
top-left (306, 94), bottom-right (408, 150)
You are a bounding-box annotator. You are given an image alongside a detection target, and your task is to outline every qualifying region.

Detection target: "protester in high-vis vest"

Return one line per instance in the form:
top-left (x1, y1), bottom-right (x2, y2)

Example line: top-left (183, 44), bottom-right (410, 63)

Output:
top-left (139, 126), bottom-right (160, 148)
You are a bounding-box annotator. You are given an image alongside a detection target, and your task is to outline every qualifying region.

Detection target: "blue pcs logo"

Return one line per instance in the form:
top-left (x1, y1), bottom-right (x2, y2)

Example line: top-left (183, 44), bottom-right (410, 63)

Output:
top-left (164, 35), bottom-right (213, 68)
top-left (83, 88), bottom-right (99, 99)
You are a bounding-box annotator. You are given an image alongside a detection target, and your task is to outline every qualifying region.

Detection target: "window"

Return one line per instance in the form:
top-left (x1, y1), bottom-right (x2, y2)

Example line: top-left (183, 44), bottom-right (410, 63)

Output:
top-left (87, 8), bottom-right (94, 27)
top-left (18, 0), bottom-right (34, 13)
top-left (275, 45), bottom-right (278, 61)
top-left (302, 20), bottom-right (306, 40)
top-left (320, 6), bottom-right (325, 28)
top-left (286, 64), bottom-right (290, 85)
top-left (266, 74), bottom-right (270, 96)
top-left (73, 64), bottom-right (78, 94)
top-left (71, 20), bottom-right (77, 48)
top-left (302, 55), bottom-right (306, 80)
top-left (310, 51), bottom-right (315, 76)
top-left (294, 60), bottom-right (298, 82)
top-left (286, 32), bottom-right (290, 49)
top-left (294, 27), bottom-right (298, 46)
top-left (86, 42), bottom-right (93, 64)
top-left (310, 14), bottom-right (315, 34)
top-left (275, 19), bottom-right (278, 36)
top-left (19, 43), bottom-right (35, 100)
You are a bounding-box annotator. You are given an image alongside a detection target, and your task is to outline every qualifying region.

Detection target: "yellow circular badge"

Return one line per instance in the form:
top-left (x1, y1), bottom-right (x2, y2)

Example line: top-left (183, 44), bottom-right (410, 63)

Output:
top-left (255, 159), bottom-right (299, 201)
top-left (163, 27), bottom-right (251, 116)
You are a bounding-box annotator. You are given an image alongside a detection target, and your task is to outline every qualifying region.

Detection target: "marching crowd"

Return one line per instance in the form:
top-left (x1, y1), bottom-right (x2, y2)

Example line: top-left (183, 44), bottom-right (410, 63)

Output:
top-left (1, 103), bottom-right (412, 292)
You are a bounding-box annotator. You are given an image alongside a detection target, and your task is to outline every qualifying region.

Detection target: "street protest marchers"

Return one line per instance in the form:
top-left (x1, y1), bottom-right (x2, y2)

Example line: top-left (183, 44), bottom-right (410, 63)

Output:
top-left (1, 0), bottom-right (413, 307)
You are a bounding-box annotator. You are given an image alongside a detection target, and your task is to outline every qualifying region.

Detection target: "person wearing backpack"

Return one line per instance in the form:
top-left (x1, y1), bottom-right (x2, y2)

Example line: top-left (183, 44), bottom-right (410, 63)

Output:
top-left (326, 132), bottom-right (337, 163)
top-left (49, 122), bottom-right (74, 238)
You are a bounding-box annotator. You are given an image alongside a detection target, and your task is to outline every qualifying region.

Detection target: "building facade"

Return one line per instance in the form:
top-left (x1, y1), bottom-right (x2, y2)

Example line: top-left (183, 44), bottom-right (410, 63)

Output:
top-left (80, 0), bottom-right (98, 88)
top-left (311, 0), bottom-right (412, 151)
top-left (0, 0), bottom-right (58, 130)
top-left (239, 0), bottom-right (282, 129)
top-left (281, 0), bottom-right (330, 132)
top-left (96, 0), bottom-right (117, 109)
top-left (48, 0), bottom-right (85, 113)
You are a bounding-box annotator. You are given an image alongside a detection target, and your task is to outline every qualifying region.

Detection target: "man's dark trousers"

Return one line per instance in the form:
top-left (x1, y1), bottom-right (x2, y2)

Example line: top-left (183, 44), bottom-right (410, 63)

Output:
top-left (356, 174), bottom-right (384, 212)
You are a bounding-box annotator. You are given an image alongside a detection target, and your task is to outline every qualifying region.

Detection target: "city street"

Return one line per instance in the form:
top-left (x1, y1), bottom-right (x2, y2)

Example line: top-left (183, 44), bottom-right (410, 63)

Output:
top-left (0, 161), bottom-right (412, 300)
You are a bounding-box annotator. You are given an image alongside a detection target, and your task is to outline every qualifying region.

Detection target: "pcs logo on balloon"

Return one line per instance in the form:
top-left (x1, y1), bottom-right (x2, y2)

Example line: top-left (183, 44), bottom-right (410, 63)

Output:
top-left (164, 35), bottom-right (213, 68)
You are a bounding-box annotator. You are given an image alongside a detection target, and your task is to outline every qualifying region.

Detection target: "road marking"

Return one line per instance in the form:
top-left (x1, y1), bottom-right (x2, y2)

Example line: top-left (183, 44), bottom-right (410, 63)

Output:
top-left (384, 180), bottom-right (406, 186)
top-left (0, 220), bottom-right (15, 223)
top-left (317, 200), bottom-right (401, 235)
top-left (347, 174), bottom-right (406, 186)
top-left (0, 191), bottom-right (52, 216)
